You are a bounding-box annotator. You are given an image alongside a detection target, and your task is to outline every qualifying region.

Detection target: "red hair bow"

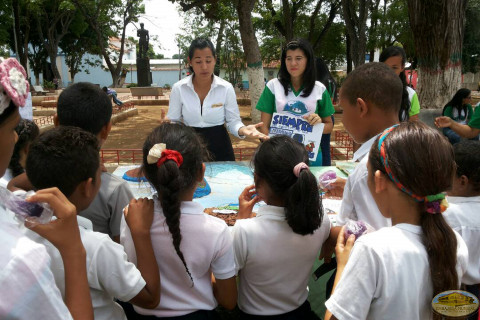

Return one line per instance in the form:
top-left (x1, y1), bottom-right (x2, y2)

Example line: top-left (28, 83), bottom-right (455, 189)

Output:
top-left (157, 150), bottom-right (183, 167)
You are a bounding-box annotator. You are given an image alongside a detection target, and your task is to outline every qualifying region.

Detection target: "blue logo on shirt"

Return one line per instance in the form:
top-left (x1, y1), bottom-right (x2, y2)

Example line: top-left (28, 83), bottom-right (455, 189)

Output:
top-left (283, 101), bottom-right (308, 115)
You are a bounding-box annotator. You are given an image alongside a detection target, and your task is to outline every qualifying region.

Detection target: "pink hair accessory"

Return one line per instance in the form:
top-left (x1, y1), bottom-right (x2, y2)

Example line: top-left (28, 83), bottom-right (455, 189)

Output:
top-left (293, 162), bottom-right (309, 177)
top-left (0, 58), bottom-right (29, 115)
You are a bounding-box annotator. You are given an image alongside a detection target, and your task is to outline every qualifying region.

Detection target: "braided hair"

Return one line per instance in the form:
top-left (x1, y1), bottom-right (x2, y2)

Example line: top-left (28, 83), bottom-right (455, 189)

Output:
top-left (142, 122), bottom-right (206, 285)
top-left (8, 119), bottom-right (39, 177)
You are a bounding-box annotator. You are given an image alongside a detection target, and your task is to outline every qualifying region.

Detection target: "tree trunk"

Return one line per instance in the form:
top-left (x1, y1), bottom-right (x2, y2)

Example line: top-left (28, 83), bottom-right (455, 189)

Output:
top-left (346, 30), bottom-right (352, 73)
top-left (406, 0), bottom-right (467, 109)
top-left (215, 20), bottom-right (226, 76)
top-left (237, 0), bottom-right (263, 123)
top-left (12, 0), bottom-right (29, 72)
top-left (342, 0), bottom-right (369, 68)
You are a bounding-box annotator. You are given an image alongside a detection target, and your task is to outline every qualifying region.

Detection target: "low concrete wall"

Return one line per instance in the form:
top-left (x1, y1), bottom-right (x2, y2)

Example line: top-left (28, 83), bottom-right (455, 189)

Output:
top-left (39, 107), bottom-right (138, 133)
top-left (418, 109), bottom-right (442, 130)
top-left (33, 110), bottom-right (56, 116)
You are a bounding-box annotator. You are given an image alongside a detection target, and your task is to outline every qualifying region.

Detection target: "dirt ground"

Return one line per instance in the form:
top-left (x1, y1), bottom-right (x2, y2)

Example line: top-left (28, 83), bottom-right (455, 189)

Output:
top-left (103, 105), bottom-right (264, 150)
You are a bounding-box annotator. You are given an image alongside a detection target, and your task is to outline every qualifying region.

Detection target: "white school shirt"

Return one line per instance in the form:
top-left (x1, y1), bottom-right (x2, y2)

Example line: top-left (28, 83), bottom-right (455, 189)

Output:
top-left (232, 205), bottom-right (331, 315)
top-left (120, 199), bottom-right (236, 317)
top-left (79, 172), bottom-right (134, 238)
top-left (326, 224), bottom-right (468, 320)
top-left (0, 204), bottom-right (73, 320)
top-left (168, 75), bottom-right (245, 138)
top-left (337, 135), bottom-right (391, 229)
top-left (444, 196), bottom-right (480, 285)
top-left (23, 215), bottom-right (146, 320)
top-left (0, 168), bottom-right (12, 188)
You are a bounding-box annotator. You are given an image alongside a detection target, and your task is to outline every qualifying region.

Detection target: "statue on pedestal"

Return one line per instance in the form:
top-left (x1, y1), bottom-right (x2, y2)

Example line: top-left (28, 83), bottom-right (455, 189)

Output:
top-left (136, 22), bottom-right (151, 87)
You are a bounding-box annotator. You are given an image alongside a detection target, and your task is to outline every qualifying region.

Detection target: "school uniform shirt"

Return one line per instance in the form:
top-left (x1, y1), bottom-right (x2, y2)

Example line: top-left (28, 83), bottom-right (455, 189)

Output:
top-left (443, 104), bottom-right (474, 125)
top-left (337, 135), bottom-right (391, 230)
top-left (120, 199), bottom-right (236, 317)
top-left (407, 86), bottom-right (420, 118)
top-left (325, 224), bottom-right (468, 320)
top-left (231, 205), bottom-right (331, 315)
top-left (0, 204), bottom-right (73, 320)
top-left (168, 75), bottom-right (245, 137)
top-left (0, 168), bottom-right (12, 188)
top-left (468, 105), bottom-right (480, 129)
top-left (256, 79), bottom-right (335, 166)
top-left (79, 172), bottom-right (133, 238)
top-left (444, 196), bottom-right (480, 285)
top-left (23, 215), bottom-right (146, 320)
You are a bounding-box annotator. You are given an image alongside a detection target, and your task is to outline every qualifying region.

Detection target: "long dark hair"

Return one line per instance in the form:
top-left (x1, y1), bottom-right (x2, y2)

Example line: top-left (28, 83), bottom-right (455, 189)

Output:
top-left (253, 135), bottom-right (322, 235)
top-left (188, 38), bottom-right (216, 74)
top-left (9, 119), bottom-right (39, 177)
top-left (442, 88), bottom-right (471, 119)
top-left (142, 122), bottom-right (206, 284)
top-left (369, 122), bottom-right (459, 298)
top-left (379, 46), bottom-right (411, 122)
top-left (278, 39), bottom-right (316, 98)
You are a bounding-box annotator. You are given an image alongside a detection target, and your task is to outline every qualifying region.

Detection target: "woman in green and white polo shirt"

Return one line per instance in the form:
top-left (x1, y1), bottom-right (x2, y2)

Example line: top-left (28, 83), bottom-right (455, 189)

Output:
top-left (256, 39), bottom-right (334, 166)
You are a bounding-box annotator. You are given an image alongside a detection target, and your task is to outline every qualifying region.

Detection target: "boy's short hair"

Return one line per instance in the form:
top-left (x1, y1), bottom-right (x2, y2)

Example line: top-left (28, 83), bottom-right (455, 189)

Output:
top-left (57, 82), bottom-right (112, 135)
top-left (454, 140), bottom-right (480, 192)
top-left (26, 126), bottom-right (100, 197)
top-left (341, 62), bottom-right (402, 114)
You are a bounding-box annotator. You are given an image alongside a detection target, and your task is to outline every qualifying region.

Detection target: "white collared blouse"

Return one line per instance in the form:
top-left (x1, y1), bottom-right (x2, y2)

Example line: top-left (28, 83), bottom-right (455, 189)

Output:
top-left (168, 75), bottom-right (245, 138)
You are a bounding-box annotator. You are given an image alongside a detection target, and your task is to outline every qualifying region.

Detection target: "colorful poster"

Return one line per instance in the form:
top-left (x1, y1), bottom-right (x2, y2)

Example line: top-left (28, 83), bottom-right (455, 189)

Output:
top-left (269, 112), bottom-right (324, 162)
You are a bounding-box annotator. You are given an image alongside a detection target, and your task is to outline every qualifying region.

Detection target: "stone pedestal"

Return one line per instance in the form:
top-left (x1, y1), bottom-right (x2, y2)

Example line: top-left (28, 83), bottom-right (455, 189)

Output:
top-left (136, 57), bottom-right (152, 87)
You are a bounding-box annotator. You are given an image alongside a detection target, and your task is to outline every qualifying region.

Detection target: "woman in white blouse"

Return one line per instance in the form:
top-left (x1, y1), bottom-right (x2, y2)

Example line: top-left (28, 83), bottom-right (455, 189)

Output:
top-left (167, 38), bottom-right (266, 161)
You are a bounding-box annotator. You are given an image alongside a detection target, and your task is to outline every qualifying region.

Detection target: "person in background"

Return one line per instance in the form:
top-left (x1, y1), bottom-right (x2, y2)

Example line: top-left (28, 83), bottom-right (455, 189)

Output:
top-left (379, 46), bottom-right (420, 122)
top-left (0, 119), bottom-right (38, 188)
top-left (438, 88), bottom-right (476, 144)
top-left (103, 86), bottom-right (124, 106)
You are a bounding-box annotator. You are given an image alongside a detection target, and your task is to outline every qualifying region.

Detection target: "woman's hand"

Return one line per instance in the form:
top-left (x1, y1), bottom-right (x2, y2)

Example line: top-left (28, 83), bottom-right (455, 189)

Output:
top-left (238, 123), bottom-right (269, 141)
top-left (124, 198), bottom-right (154, 236)
top-left (303, 113), bottom-right (323, 126)
top-left (435, 116), bottom-right (453, 128)
top-left (237, 184), bottom-right (261, 219)
top-left (335, 226), bottom-right (356, 269)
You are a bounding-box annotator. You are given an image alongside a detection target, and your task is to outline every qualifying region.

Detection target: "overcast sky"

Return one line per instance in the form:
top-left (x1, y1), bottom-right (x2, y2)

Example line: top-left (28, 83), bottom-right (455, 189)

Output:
top-left (126, 0), bottom-right (183, 58)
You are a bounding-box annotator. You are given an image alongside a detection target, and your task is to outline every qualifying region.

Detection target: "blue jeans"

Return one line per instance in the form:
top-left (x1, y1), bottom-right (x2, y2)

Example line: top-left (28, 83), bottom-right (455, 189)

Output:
top-left (443, 127), bottom-right (479, 145)
top-left (110, 92), bottom-right (123, 106)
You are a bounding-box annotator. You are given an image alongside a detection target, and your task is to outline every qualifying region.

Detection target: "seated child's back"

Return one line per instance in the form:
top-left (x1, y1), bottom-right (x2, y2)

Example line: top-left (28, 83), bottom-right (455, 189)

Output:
top-left (23, 126), bottom-right (158, 320)
top-left (233, 135), bottom-right (330, 317)
top-left (444, 140), bottom-right (480, 286)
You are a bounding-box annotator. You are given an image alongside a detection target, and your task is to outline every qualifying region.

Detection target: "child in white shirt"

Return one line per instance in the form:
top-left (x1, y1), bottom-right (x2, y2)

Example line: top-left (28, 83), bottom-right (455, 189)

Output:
top-left (325, 122), bottom-right (468, 320)
top-left (233, 135), bottom-right (330, 319)
top-left (444, 140), bottom-right (480, 302)
top-left (24, 126), bottom-right (160, 320)
top-left (121, 122), bottom-right (237, 319)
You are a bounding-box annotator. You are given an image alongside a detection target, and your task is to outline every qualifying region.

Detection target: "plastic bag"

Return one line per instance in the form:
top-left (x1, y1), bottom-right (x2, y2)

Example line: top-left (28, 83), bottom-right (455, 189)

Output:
top-left (318, 170), bottom-right (337, 190)
top-left (343, 219), bottom-right (375, 241)
top-left (0, 188), bottom-right (53, 225)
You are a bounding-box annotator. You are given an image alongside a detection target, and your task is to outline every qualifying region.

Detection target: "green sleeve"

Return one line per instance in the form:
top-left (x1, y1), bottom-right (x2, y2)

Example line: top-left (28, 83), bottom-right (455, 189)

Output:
top-left (315, 90), bottom-right (335, 118)
top-left (468, 106), bottom-right (480, 129)
top-left (255, 86), bottom-right (276, 114)
top-left (409, 92), bottom-right (420, 116)
top-left (467, 104), bottom-right (473, 121)
top-left (443, 106), bottom-right (453, 118)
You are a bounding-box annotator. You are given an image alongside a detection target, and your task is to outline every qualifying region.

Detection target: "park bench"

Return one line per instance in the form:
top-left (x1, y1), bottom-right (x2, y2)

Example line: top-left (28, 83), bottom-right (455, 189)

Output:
top-left (32, 86), bottom-right (48, 96)
top-left (130, 87), bottom-right (164, 99)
